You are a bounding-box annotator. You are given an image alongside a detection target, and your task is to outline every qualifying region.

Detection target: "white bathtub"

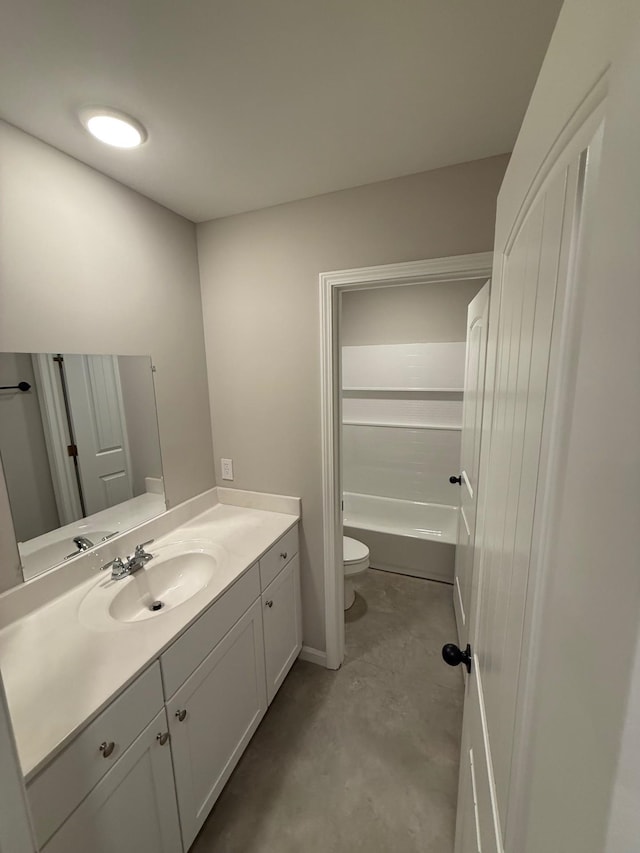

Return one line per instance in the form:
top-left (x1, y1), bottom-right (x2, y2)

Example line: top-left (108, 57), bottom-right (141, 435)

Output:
top-left (343, 492), bottom-right (457, 583)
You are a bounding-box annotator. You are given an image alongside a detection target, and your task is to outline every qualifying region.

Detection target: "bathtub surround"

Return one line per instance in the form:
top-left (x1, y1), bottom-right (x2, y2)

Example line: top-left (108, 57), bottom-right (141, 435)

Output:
top-left (342, 341), bottom-right (466, 505)
top-left (0, 120), bottom-right (215, 592)
top-left (339, 281), bottom-right (484, 588)
top-left (343, 493), bottom-right (456, 583)
top-left (341, 339), bottom-right (465, 582)
top-left (197, 154), bottom-right (508, 654)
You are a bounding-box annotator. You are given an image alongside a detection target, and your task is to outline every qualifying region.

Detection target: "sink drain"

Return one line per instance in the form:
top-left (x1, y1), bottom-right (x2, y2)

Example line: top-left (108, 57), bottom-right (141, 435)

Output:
top-left (150, 600), bottom-right (164, 612)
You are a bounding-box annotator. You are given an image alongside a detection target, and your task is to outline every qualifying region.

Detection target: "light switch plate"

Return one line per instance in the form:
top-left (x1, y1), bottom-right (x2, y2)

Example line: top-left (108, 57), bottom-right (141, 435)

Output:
top-left (221, 458), bottom-right (234, 481)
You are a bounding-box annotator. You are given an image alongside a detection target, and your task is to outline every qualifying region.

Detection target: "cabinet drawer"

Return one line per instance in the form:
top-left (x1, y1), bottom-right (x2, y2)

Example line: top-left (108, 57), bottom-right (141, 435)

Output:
top-left (259, 525), bottom-right (299, 590)
top-left (161, 562), bottom-right (261, 698)
top-left (28, 662), bottom-right (164, 849)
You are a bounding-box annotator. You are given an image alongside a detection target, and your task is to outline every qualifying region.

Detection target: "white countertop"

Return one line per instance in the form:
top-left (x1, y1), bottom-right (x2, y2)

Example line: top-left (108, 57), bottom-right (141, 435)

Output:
top-left (0, 502), bottom-right (299, 781)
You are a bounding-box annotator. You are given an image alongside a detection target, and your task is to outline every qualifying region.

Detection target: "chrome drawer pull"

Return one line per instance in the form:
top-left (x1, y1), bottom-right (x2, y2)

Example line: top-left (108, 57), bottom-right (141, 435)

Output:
top-left (265, 600), bottom-right (273, 608)
top-left (175, 709), bottom-right (187, 722)
top-left (156, 732), bottom-right (170, 746)
top-left (99, 741), bottom-right (115, 758)
top-left (280, 552), bottom-right (288, 560)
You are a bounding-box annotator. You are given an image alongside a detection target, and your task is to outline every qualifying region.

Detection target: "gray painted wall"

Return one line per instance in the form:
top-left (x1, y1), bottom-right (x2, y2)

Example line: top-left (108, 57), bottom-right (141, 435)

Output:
top-left (0, 121), bottom-right (216, 591)
top-left (197, 154), bottom-right (508, 652)
top-left (118, 356), bottom-right (163, 497)
top-left (341, 278), bottom-right (483, 346)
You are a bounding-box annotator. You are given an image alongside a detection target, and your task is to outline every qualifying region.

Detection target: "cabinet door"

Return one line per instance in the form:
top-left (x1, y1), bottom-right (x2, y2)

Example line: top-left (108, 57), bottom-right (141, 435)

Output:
top-left (168, 598), bottom-right (267, 849)
top-left (43, 710), bottom-right (181, 853)
top-left (263, 554), bottom-right (302, 705)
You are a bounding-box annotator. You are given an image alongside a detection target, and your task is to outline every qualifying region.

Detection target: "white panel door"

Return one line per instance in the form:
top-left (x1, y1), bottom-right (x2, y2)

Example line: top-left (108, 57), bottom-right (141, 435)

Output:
top-left (453, 281), bottom-right (489, 648)
top-left (42, 710), bottom-right (181, 853)
top-left (453, 117), bottom-right (602, 853)
top-left (63, 354), bottom-right (133, 515)
top-left (168, 598), bottom-right (267, 849)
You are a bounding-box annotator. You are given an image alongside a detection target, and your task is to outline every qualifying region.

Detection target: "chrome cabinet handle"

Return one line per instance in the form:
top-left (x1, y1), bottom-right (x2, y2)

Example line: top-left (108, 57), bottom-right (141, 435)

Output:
top-left (280, 552), bottom-right (288, 560)
top-left (175, 709), bottom-right (187, 722)
top-left (99, 741), bottom-right (115, 758)
top-left (156, 732), bottom-right (170, 746)
top-left (265, 600), bottom-right (273, 608)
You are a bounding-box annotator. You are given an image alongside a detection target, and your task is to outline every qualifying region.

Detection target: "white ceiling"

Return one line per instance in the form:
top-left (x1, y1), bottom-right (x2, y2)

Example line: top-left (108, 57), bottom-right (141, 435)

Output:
top-left (0, 0), bottom-right (562, 222)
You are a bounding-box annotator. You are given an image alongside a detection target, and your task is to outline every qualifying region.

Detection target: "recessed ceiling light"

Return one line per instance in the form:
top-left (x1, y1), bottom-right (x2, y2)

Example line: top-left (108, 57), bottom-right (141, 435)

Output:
top-left (79, 107), bottom-right (147, 148)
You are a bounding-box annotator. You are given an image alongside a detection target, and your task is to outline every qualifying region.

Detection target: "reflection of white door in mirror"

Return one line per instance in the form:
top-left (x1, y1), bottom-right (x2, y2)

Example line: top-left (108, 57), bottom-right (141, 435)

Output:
top-left (1, 352), bottom-right (166, 582)
top-left (33, 355), bottom-right (134, 523)
top-left (63, 355), bottom-right (133, 516)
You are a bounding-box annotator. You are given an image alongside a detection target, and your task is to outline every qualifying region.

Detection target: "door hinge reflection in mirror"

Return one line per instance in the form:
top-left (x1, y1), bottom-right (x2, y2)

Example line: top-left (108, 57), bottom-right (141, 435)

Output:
top-left (67, 444), bottom-right (78, 458)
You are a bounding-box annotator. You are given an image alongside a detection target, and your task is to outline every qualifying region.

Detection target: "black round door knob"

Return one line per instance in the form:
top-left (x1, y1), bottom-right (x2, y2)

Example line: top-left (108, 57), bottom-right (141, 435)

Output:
top-left (442, 643), bottom-right (472, 674)
top-left (449, 474), bottom-right (462, 485)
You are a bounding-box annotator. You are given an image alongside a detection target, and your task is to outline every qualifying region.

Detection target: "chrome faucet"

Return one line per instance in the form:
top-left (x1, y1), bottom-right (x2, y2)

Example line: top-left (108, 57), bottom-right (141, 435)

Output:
top-left (103, 540), bottom-right (155, 580)
top-left (73, 536), bottom-right (94, 551)
top-left (64, 535), bottom-right (96, 560)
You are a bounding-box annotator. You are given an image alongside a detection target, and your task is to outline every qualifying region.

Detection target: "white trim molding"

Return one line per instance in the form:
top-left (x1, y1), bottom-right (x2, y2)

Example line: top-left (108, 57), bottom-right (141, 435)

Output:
top-left (319, 253), bottom-right (493, 670)
top-left (298, 646), bottom-right (328, 668)
top-left (32, 353), bottom-right (83, 526)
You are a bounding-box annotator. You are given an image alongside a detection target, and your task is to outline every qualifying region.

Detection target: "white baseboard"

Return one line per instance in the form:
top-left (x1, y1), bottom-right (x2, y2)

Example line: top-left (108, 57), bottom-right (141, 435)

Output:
top-left (298, 645), bottom-right (328, 667)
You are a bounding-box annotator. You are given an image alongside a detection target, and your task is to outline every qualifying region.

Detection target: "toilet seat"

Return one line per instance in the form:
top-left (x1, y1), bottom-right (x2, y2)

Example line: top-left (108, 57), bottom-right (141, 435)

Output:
top-left (343, 536), bottom-right (369, 577)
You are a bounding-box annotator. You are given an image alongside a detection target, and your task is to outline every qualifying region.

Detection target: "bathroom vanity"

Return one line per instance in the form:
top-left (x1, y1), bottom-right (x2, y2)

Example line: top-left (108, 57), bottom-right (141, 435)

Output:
top-left (0, 495), bottom-right (302, 852)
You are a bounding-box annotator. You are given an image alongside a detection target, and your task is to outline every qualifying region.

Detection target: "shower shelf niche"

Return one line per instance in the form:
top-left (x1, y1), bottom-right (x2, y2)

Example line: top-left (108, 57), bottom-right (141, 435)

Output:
top-left (341, 343), bottom-right (466, 507)
top-left (342, 387), bottom-right (464, 394)
top-left (342, 420), bottom-right (462, 431)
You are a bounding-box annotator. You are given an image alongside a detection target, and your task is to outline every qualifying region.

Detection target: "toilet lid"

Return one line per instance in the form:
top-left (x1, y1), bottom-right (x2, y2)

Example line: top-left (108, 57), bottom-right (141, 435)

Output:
top-left (343, 536), bottom-right (369, 564)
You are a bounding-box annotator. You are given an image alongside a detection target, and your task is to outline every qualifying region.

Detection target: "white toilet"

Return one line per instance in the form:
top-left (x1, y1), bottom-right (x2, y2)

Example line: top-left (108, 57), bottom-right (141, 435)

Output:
top-left (343, 536), bottom-right (370, 609)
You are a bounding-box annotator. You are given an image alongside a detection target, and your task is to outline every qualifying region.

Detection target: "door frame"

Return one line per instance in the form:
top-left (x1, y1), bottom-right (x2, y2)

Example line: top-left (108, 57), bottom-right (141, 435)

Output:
top-left (319, 252), bottom-right (494, 670)
top-left (32, 353), bottom-right (84, 526)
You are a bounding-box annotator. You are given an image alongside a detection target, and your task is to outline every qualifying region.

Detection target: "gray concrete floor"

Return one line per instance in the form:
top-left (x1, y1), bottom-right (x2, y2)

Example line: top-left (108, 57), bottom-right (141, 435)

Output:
top-left (191, 569), bottom-right (464, 853)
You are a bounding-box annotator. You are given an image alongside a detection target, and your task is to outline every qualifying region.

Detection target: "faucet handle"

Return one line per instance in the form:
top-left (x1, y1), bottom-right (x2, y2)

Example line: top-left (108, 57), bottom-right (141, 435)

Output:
top-left (135, 539), bottom-right (154, 555)
top-left (101, 557), bottom-right (127, 578)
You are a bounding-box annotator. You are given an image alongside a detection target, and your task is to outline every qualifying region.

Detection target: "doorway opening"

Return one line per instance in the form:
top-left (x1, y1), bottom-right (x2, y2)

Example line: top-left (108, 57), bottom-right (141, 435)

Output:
top-left (319, 253), bottom-right (493, 669)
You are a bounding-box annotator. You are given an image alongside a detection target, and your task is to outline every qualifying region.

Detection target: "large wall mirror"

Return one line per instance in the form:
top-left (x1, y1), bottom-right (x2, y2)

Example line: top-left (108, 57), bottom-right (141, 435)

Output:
top-left (0, 352), bottom-right (166, 581)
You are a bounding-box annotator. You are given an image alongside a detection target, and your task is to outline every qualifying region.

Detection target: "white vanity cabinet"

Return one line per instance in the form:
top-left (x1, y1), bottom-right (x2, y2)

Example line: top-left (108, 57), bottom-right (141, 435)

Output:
top-left (25, 522), bottom-right (302, 853)
top-left (42, 709), bottom-right (181, 853)
top-left (28, 663), bottom-right (181, 853)
top-left (166, 599), bottom-right (268, 849)
top-left (262, 553), bottom-right (302, 704)
top-left (160, 524), bottom-right (301, 848)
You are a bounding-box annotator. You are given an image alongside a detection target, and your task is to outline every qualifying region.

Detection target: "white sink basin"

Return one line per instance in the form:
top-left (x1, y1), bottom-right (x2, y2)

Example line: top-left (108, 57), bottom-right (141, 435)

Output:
top-left (79, 540), bottom-right (225, 629)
